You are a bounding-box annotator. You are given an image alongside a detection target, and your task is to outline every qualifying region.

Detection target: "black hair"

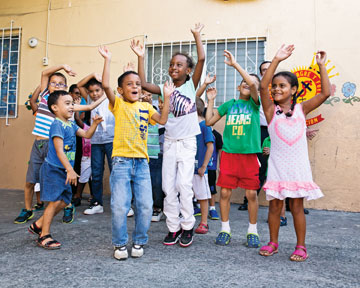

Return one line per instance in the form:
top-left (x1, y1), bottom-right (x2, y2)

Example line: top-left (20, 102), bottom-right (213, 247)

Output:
top-left (272, 71), bottom-right (299, 117)
top-left (117, 71), bottom-right (139, 87)
top-left (172, 52), bottom-right (194, 81)
top-left (196, 97), bottom-right (205, 116)
top-left (85, 78), bottom-right (103, 90)
top-left (49, 72), bottom-right (67, 85)
top-left (259, 61), bottom-right (272, 76)
top-left (69, 84), bottom-right (78, 93)
top-left (240, 73), bottom-right (261, 90)
top-left (47, 90), bottom-right (69, 114)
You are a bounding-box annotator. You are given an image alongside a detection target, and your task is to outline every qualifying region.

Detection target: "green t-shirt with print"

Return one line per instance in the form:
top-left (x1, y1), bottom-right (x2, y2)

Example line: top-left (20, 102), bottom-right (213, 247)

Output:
top-left (217, 98), bottom-right (261, 154)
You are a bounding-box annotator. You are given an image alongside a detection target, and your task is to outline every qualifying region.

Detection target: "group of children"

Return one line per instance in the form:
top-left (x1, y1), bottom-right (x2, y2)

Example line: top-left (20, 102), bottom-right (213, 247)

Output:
top-left (15, 23), bottom-right (331, 262)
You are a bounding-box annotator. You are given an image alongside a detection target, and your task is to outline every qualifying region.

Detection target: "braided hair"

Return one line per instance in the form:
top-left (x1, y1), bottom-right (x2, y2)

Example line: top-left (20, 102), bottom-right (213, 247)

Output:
top-left (273, 71), bottom-right (298, 117)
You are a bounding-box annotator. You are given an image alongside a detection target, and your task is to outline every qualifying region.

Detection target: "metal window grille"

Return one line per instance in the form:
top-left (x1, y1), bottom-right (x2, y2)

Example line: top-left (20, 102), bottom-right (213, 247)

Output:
top-left (0, 21), bottom-right (21, 125)
top-left (146, 37), bottom-right (266, 106)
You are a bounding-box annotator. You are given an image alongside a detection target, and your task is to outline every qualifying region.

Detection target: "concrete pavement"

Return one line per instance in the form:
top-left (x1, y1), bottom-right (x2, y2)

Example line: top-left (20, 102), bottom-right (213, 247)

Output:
top-left (0, 189), bottom-right (359, 288)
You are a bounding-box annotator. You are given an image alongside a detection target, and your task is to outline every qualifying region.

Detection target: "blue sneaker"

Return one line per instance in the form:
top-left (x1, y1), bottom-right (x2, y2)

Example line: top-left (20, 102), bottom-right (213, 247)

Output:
top-left (208, 209), bottom-right (219, 220)
top-left (63, 205), bottom-right (75, 224)
top-left (215, 231), bottom-right (231, 245)
top-left (194, 207), bottom-right (201, 216)
top-left (280, 216), bottom-right (287, 226)
top-left (246, 233), bottom-right (260, 248)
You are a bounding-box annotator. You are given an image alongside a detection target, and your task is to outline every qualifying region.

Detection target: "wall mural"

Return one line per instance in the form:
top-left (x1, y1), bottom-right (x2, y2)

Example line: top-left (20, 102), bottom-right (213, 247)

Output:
top-left (291, 54), bottom-right (341, 127)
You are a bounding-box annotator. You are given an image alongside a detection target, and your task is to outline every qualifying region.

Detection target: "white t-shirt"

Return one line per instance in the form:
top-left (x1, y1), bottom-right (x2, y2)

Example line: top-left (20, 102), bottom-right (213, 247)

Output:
top-left (159, 79), bottom-right (200, 140)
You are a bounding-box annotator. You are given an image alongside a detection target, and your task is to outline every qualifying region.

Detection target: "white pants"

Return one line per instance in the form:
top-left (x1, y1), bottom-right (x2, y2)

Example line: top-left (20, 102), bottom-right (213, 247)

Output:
top-left (162, 136), bottom-right (196, 232)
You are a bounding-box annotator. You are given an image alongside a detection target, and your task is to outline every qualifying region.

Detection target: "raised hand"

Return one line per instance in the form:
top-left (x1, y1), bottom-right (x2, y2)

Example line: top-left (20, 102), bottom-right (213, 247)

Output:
top-left (123, 62), bottom-right (136, 72)
top-left (163, 81), bottom-right (175, 99)
top-left (130, 39), bottom-right (145, 58)
top-left (63, 64), bottom-right (76, 77)
top-left (191, 23), bottom-right (204, 35)
top-left (224, 50), bottom-right (236, 67)
top-left (204, 73), bottom-right (216, 85)
top-left (274, 44), bottom-right (295, 62)
top-left (94, 72), bottom-right (102, 83)
top-left (206, 87), bottom-right (217, 101)
top-left (316, 51), bottom-right (327, 66)
top-left (92, 114), bottom-right (103, 124)
top-left (98, 45), bottom-right (112, 60)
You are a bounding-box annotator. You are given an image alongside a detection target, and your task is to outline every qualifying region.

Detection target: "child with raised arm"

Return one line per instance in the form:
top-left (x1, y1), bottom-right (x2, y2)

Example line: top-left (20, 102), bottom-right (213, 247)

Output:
top-left (259, 45), bottom-right (330, 262)
top-left (28, 90), bottom-right (103, 249)
top-left (131, 23), bottom-right (205, 247)
top-left (205, 50), bottom-right (262, 248)
top-left (77, 73), bottom-right (114, 215)
top-left (15, 65), bottom-right (76, 224)
top-left (98, 45), bottom-right (172, 260)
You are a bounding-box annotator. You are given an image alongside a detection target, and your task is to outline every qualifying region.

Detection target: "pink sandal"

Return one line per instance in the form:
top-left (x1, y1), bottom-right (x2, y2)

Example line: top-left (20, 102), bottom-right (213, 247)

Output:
top-left (290, 245), bottom-right (308, 262)
top-left (259, 242), bottom-right (278, 256)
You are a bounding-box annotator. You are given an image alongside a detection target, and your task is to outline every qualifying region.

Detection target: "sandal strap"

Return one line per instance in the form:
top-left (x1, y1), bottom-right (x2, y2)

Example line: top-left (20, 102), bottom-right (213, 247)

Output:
top-left (38, 234), bottom-right (52, 243)
top-left (44, 240), bottom-right (60, 247)
top-left (295, 245), bottom-right (307, 252)
top-left (268, 242), bottom-right (279, 249)
top-left (31, 222), bottom-right (41, 233)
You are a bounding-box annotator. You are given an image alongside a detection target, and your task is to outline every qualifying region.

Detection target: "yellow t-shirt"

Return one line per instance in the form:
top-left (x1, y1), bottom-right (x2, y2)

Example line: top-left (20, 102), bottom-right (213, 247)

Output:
top-left (109, 97), bottom-right (157, 161)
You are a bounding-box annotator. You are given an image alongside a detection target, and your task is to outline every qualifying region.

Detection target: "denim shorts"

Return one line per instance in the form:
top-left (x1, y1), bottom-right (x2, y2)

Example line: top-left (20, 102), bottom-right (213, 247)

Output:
top-left (40, 161), bottom-right (72, 204)
top-left (26, 139), bottom-right (49, 183)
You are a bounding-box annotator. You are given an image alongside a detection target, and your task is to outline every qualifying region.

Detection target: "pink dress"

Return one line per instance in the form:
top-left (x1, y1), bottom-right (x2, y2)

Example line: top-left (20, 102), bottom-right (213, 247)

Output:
top-left (263, 104), bottom-right (324, 201)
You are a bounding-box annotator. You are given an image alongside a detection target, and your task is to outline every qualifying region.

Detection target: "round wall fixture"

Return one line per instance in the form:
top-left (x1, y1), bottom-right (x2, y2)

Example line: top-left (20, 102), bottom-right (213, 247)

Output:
top-left (28, 37), bottom-right (38, 48)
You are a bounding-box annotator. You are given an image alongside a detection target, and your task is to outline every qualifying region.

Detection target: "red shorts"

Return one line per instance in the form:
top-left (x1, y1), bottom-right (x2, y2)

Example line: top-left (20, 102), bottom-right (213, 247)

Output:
top-left (217, 151), bottom-right (260, 190)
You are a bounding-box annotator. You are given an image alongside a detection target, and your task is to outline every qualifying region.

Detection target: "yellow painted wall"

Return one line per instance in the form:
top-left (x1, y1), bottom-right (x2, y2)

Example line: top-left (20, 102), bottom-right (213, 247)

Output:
top-left (0, 0), bottom-right (359, 211)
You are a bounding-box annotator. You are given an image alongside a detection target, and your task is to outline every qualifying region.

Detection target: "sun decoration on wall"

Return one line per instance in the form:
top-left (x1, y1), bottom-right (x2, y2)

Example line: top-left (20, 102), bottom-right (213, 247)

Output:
top-left (291, 54), bottom-right (339, 127)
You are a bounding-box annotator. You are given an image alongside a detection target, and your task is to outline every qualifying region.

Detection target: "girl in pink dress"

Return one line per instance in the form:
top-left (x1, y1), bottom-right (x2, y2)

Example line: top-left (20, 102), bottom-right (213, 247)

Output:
top-left (259, 45), bottom-right (331, 261)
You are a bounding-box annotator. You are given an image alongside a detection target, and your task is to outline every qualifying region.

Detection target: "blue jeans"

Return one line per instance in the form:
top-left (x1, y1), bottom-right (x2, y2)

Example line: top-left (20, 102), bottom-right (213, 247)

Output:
top-left (91, 143), bottom-right (113, 205)
top-left (149, 155), bottom-right (164, 209)
top-left (110, 157), bottom-right (153, 246)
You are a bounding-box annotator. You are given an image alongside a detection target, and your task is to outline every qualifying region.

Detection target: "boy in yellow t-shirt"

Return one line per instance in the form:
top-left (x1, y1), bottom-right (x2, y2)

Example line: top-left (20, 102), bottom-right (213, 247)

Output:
top-left (98, 46), bottom-right (173, 260)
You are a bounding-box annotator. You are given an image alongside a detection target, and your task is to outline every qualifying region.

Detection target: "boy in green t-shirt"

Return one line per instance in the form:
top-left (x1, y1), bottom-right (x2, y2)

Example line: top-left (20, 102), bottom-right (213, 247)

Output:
top-left (205, 50), bottom-right (261, 248)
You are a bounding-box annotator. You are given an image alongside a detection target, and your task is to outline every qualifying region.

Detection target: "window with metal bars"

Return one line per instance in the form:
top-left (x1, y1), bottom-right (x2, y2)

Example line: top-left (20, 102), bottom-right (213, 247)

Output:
top-left (145, 37), bottom-right (266, 106)
top-left (0, 25), bottom-right (21, 122)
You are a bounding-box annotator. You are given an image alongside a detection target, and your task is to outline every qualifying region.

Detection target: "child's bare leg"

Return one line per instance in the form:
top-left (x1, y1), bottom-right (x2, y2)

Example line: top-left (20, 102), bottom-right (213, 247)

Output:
top-left (35, 201), bottom-right (67, 229)
top-left (24, 182), bottom-right (35, 210)
top-left (198, 199), bottom-right (208, 225)
top-left (245, 189), bottom-right (258, 224)
top-left (268, 199), bottom-right (283, 243)
top-left (281, 200), bottom-right (286, 218)
top-left (35, 192), bottom-right (42, 204)
top-left (289, 198), bottom-right (306, 246)
top-left (74, 182), bottom-right (85, 199)
top-left (219, 188), bottom-right (232, 222)
top-left (209, 194), bottom-right (216, 207)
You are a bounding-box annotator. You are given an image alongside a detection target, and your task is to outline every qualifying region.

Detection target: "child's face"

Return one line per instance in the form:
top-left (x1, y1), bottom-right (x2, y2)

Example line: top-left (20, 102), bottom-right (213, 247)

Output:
top-left (140, 90), bottom-right (152, 104)
top-left (158, 97), bottom-right (164, 111)
top-left (271, 75), bottom-right (297, 103)
top-left (48, 75), bottom-right (67, 94)
top-left (51, 94), bottom-right (74, 120)
top-left (117, 74), bottom-right (141, 103)
top-left (168, 55), bottom-right (191, 82)
top-left (70, 87), bottom-right (81, 102)
top-left (237, 76), bottom-right (259, 98)
top-left (87, 84), bottom-right (104, 101)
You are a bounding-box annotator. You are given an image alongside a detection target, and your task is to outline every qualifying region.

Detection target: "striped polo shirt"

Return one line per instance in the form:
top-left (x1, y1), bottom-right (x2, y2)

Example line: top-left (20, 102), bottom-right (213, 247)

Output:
top-left (32, 89), bottom-right (55, 138)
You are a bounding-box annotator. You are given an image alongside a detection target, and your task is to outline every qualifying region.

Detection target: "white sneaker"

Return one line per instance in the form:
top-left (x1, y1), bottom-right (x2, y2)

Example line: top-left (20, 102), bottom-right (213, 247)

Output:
top-left (114, 246), bottom-right (128, 260)
top-left (127, 207), bottom-right (134, 217)
top-left (131, 244), bottom-right (144, 258)
top-left (83, 203), bottom-right (104, 215)
top-left (151, 210), bottom-right (163, 222)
